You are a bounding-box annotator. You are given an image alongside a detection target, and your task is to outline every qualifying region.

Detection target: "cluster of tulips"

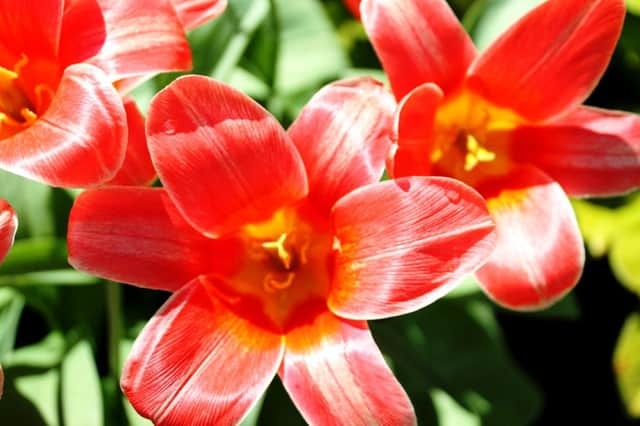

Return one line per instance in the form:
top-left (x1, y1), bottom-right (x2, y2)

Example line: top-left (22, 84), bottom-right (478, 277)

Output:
top-left (0, 0), bottom-right (638, 424)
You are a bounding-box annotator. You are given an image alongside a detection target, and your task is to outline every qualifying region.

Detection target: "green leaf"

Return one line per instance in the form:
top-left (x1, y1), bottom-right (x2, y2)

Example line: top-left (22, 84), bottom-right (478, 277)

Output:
top-left (610, 229), bottom-right (640, 297)
top-left (469, 0), bottom-right (544, 51)
top-left (627, 0), bottom-right (640, 15)
top-left (0, 238), bottom-right (68, 275)
top-left (431, 388), bottom-right (481, 426)
top-left (0, 288), bottom-right (24, 359)
top-left (0, 171), bottom-right (55, 239)
top-left (572, 199), bottom-right (617, 258)
top-left (62, 340), bottom-right (104, 426)
top-left (373, 295), bottom-right (542, 425)
top-left (614, 313), bottom-right (640, 417)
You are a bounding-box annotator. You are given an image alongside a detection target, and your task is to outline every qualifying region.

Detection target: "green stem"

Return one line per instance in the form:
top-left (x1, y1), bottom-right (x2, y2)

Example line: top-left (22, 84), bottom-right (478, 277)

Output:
top-left (106, 281), bottom-right (123, 380)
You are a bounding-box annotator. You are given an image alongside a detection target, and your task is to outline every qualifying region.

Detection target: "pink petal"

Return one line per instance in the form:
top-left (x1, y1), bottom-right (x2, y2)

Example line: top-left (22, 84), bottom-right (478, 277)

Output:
top-left (388, 82), bottom-right (444, 178)
top-left (288, 77), bottom-right (396, 213)
top-left (361, 0), bottom-right (476, 99)
top-left (0, 63), bottom-right (126, 188)
top-left (475, 166), bottom-right (585, 310)
top-left (281, 309), bottom-right (415, 425)
top-left (330, 177), bottom-right (496, 320)
top-left (68, 187), bottom-right (243, 292)
top-left (147, 75), bottom-right (308, 237)
top-left (122, 277), bottom-right (284, 425)
top-left (84, 0), bottom-right (191, 80)
top-left (0, 200), bottom-right (17, 264)
top-left (510, 106), bottom-right (640, 197)
top-left (0, 0), bottom-right (62, 60)
top-left (467, 0), bottom-right (626, 121)
top-left (107, 97), bottom-right (156, 186)
top-left (170, 0), bottom-right (227, 30)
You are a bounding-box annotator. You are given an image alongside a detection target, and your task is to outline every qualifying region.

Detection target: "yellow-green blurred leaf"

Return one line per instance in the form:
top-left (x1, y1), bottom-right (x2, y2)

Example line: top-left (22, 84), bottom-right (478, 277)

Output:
top-left (614, 313), bottom-right (640, 417)
top-left (572, 199), bottom-right (617, 257)
top-left (627, 0), bottom-right (640, 15)
top-left (62, 340), bottom-right (103, 426)
top-left (610, 229), bottom-right (640, 297)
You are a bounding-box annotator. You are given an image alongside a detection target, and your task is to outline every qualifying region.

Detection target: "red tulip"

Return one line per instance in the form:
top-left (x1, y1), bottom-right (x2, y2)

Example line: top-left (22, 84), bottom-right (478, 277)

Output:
top-left (0, 0), bottom-right (225, 188)
top-left (0, 199), bottom-right (18, 400)
top-left (68, 76), bottom-right (496, 425)
top-left (362, 0), bottom-right (640, 310)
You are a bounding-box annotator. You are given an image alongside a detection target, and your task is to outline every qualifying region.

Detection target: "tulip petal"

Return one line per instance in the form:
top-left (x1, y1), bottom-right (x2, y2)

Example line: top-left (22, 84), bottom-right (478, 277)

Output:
top-left (86, 0), bottom-right (191, 80)
top-left (468, 0), bottom-right (625, 121)
top-left (170, 0), bottom-right (227, 30)
top-left (147, 76), bottom-right (308, 237)
top-left (288, 77), bottom-right (396, 213)
top-left (0, 63), bottom-right (126, 188)
top-left (330, 177), bottom-right (496, 320)
top-left (0, 200), bottom-right (17, 264)
top-left (107, 97), bottom-right (156, 186)
top-left (59, 0), bottom-right (107, 67)
top-left (510, 106), bottom-right (640, 197)
top-left (68, 187), bottom-right (242, 292)
top-left (0, 0), bottom-right (62, 60)
top-left (122, 277), bottom-right (284, 426)
top-left (389, 83), bottom-right (444, 178)
top-left (281, 309), bottom-right (416, 426)
top-left (475, 166), bottom-right (585, 310)
top-left (361, 0), bottom-right (476, 99)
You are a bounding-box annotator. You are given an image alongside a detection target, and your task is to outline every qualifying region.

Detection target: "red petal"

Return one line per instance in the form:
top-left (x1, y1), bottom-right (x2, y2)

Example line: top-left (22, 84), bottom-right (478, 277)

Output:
top-left (0, 0), bottom-right (62, 60)
top-left (343, 0), bottom-right (361, 18)
top-left (361, 0), bottom-right (476, 99)
top-left (475, 166), bottom-right (585, 310)
top-left (0, 200), bottom-right (17, 264)
top-left (122, 277), bottom-right (284, 425)
top-left (58, 0), bottom-right (106, 67)
top-left (330, 177), bottom-right (496, 320)
top-left (68, 187), bottom-right (243, 292)
top-left (281, 309), bottom-right (415, 425)
top-left (147, 76), bottom-right (308, 237)
top-left (85, 0), bottom-right (191, 80)
top-left (288, 77), bottom-right (396, 213)
top-left (389, 83), bottom-right (443, 178)
top-left (467, 0), bottom-right (625, 121)
top-left (107, 97), bottom-right (156, 186)
top-left (170, 0), bottom-right (227, 30)
top-left (510, 106), bottom-right (640, 197)
top-left (0, 63), bottom-right (126, 188)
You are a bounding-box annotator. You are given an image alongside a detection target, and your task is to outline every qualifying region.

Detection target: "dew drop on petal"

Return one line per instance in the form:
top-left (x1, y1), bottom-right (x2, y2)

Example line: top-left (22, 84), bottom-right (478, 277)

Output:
top-left (162, 119), bottom-right (176, 135)
top-left (445, 189), bottom-right (461, 204)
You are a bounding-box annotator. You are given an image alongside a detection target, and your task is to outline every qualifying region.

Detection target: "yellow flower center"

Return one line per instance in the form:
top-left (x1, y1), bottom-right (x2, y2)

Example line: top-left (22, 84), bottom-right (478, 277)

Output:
top-left (0, 54), bottom-right (57, 139)
top-left (218, 204), bottom-right (334, 331)
top-left (430, 90), bottom-right (522, 185)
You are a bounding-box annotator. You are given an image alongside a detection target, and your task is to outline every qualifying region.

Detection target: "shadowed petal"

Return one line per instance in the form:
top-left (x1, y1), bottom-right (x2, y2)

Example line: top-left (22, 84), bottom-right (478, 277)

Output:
top-left (361, 0), bottom-right (476, 99)
top-left (147, 76), bottom-right (308, 237)
top-left (107, 97), bottom-right (156, 186)
top-left (68, 187), bottom-right (243, 292)
top-left (389, 83), bottom-right (444, 178)
top-left (468, 0), bottom-right (625, 121)
top-left (0, 63), bottom-right (126, 188)
top-left (122, 277), bottom-right (284, 425)
top-left (475, 166), bottom-right (585, 310)
top-left (170, 0), bottom-right (227, 30)
top-left (330, 177), bottom-right (496, 320)
top-left (510, 106), bottom-right (640, 197)
top-left (289, 77), bottom-right (396, 213)
top-left (281, 309), bottom-right (416, 425)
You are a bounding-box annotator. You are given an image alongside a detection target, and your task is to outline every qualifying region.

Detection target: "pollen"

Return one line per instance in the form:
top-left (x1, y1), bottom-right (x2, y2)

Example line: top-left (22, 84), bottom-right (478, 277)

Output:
top-left (464, 133), bottom-right (496, 171)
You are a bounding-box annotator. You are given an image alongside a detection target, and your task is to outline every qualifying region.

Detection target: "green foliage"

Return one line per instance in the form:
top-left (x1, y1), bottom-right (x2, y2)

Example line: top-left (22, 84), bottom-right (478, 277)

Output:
top-left (614, 313), bottom-right (640, 417)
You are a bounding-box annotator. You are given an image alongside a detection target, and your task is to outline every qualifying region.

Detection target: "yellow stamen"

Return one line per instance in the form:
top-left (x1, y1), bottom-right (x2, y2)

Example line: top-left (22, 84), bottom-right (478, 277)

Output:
top-left (464, 134), bottom-right (496, 171)
top-left (262, 233), bottom-right (292, 270)
top-left (263, 272), bottom-right (296, 293)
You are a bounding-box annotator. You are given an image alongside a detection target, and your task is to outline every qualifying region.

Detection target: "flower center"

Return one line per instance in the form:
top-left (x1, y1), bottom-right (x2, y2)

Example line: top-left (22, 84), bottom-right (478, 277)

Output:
top-left (0, 54), bottom-right (56, 139)
top-left (221, 203), bottom-right (334, 331)
top-left (430, 91), bottom-right (521, 184)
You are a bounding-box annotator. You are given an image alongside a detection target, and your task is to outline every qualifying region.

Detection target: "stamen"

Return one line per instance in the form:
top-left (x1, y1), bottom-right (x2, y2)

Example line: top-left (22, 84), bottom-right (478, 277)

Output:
top-left (262, 233), bottom-right (292, 270)
top-left (263, 272), bottom-right (296, 293)
top-left (464, 134), bottom-right (496, 171)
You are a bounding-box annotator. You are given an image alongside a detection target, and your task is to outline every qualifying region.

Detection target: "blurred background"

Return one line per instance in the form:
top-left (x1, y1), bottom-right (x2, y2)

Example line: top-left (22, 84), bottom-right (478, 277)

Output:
top-left (0, 0), bottom-right (639, 424)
